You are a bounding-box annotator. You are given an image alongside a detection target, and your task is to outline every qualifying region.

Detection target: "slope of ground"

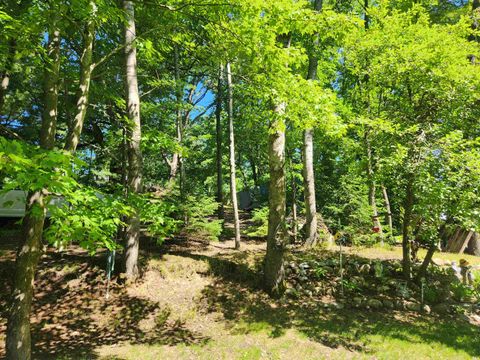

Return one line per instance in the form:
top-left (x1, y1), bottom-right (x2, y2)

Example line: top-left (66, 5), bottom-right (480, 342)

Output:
top-left (1, 220), bottom-right (479, 359)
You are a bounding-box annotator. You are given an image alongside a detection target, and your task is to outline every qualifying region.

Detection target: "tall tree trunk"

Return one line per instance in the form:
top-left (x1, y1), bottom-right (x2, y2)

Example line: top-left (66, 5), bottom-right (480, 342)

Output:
top-left (249, 156), bottom-right (259, 188)
top-left (215, 64), bottom-right (224, 219)
top-left (64, 1), bottom-right (96, 151)
top-left (402, 175), bottom-right (414, 279)
top-left (6, 26), bottom-right (60, 360)
top-left (362, 0), bottom-right (382, 237)
top-left (264, 33), bottom-right (291, 296)
top-left (365, 131), bottom-right (382, 234)
top-left (226, 62), bottom-right (241, 249)
top-left (302, 0), bottom-right (322, 248)
top-left (123, 0), bottom-right (143, 279)
top-left (264, 100), bottom-right (287, 296)
top-left (0, 38), bottom-right (16, 115)
top-left (381, 185), bottom-right (393, 238)
top-left (303, 128), bottom-right (318, 247)
top-left (291, 167), bottom-right (298, 243)
top-left (169, 44), bottom-right (181, 183)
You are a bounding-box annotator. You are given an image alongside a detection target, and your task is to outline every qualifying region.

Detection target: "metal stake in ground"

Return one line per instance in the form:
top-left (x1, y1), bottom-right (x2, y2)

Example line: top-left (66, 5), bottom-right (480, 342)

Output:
top-left (105, 248), bottom-right (116, 299)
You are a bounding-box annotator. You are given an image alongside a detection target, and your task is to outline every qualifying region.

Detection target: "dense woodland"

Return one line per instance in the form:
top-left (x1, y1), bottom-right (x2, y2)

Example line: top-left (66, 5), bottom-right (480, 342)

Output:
top-left (1, 0), bottom-right (480, 358)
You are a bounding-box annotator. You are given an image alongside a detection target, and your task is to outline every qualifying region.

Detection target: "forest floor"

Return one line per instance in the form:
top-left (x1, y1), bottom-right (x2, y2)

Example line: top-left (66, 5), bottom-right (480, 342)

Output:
top-left (0, 217), bottom-right (480, 359)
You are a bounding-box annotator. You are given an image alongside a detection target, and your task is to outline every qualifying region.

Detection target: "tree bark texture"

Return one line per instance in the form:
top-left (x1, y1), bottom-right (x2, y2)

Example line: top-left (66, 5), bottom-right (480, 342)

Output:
top-left (416, 243), bottom-right (436, 282)
top-left (64, 1), bottom-right (96, 152)
top-left (226, 62), bottom-right (241, 249)
top-left (6, 26), bottom-right (60, 360)
top-left (302, 0), bottom-right (322, 247)
top-left (123, 0), bottom-right (143, 279)
top-left (381, 185), bottom-right (393, 238)
top-left (264, 102), bottom-right (287, 296)
top-left (169, 44), bottom-right (182, 183)
top-left (402, 175), bottom-right (414, 279)
top-left (215, 64), bottom-right (224, 219)
top-left (365, 131), bottom-right (382, 234)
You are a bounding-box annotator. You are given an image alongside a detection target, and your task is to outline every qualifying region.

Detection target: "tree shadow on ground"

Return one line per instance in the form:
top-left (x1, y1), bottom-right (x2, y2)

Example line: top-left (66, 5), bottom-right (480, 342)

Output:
top-left (0, 248), bottom-right (209, 359)
top-left (173, 248), bottom-right (480, 357)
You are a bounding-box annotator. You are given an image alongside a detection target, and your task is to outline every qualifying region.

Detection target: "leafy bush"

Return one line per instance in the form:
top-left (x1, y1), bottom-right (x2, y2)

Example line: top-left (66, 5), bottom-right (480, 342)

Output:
top-left (181, 194), bottom-right (223, 241)
top-left (246, 206), bottom-right (268, 238)
top-left (1, 138), bottom-right (131, 252)
top-left (423, 285), bottom-right (441, 304)
top-left (140, 193), bottom-right (179, 243)
top-left (450, 282), bottom-right (476, 302)
top-left (45, 188), bottom-right (131, 253)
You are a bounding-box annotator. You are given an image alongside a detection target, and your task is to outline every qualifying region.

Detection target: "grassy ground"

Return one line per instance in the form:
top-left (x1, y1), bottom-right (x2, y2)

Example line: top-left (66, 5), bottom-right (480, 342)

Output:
top-left (1, 223), bottom-right (479, 359)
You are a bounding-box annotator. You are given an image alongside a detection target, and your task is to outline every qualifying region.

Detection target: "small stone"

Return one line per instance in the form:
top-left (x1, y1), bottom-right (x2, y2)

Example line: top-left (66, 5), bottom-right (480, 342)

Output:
top-left (378, 285), bottom-right (390, 293)
top-left (358, 264), bottom-right (371, 274)
top-left (422, 305), bottom-right (431, 314)
top-left (394, 300), bottom-right (405, 310)
top-left (432, 303), bottom-right (451, 315)
top-left (367, 298), bottom-right (383, 309)
top-left (405, 301), bottom-right (421, 312)
top-left (383, 300), bottom-right (395, 309)
top-left (352, 297), bottom-right (363, 307)
top-left (304, 289), bottom-right (313, 297)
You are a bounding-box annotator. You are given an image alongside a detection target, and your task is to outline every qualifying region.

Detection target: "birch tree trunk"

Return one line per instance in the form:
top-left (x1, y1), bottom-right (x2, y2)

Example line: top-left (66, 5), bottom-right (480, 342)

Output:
top-left (64, 1), bottom-right (96, 152)
top-left (215, 64), bottom-right (224, 219)
top-left (123, 0), bottom-right (143, 279)
top-left (303, 0), bottom-right (322, 248)
top-left (6, 26), bottom-right (60, 360)
top-left (226, 62), bottom-right (241, 249)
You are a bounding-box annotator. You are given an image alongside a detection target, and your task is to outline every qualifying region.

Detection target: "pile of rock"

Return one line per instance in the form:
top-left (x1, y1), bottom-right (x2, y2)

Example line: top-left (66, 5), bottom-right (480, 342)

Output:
top-left (282, 253), bottom-right (479, 318)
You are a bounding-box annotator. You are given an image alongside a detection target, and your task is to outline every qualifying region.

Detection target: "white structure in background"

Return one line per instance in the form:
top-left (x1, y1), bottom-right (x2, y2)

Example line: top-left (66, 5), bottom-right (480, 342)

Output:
top-left (0, 190), bottom-right (64, 217)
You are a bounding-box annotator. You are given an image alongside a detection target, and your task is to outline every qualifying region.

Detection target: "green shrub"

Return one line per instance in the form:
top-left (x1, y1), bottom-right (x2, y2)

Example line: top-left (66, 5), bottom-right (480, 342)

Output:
top-left (423, 286), bottom-right (441, 304)
top-left (45, 188), bottom-right (131, 252)
top-left (182, 194), bottom-right (223, 241)
top-left (140, 193), bottom-right (180, 243)
top-left (245, 206), bottom-right (268, 238)
top-left (450, 282), bottom-right (476, 302)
